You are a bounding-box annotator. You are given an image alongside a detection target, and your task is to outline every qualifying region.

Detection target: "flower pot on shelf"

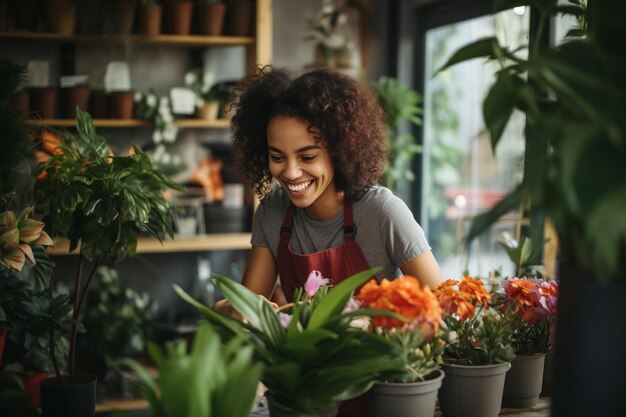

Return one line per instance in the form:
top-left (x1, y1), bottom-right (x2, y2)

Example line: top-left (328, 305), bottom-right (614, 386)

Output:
top-left (89, 89), bottom-right (109, 119)
top-left (369, 369), bottom-right (444, 417)
top-left (195, 2), bottom-right (226, 36)
top-left (266, 391), bottom-right (339, 417)
top-left (195, 101), bottom-right (220, 121)
top-left (30, 87), bottom-right (58, 119)
top-left (109, 90), bottom-right (135, 119)
top-left (40, 374), bottom-right (97, 417)
top-left (438, 362), bottom-right (511, 417)
top-left (60, 85), bottom-right (91, 119)
top-left (13, 0), bottom-right (39, 31)
top-left (138, 3), bottom-right (163, 36)
top-left (164, 0), bottom-right (193, 35)
top-left (45, 0), bottom-right (76, 35)
top-left (102, 0), bottom-right (136, 35)
top-left (502, 353), bottom-right (546, 408)
top-left (225, 0), bottom-right (254, 36)
top-left (0, 1), bottom-right (7, 32)
top-left (10, 90), bottom-right (30, 114)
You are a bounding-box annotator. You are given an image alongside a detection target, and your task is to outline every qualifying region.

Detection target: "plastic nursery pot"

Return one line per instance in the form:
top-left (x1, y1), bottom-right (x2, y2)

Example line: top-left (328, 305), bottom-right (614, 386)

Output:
top-left (195, 2), bottom-right (226, 36)
top-left (40, 374), bottom-right (97, 417)
top-left (109, 90), bottom-right (135, 119)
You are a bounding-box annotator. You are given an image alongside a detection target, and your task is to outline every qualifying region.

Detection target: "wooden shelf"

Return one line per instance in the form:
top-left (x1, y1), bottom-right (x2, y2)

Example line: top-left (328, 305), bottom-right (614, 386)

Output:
top-left (0, 31), bottom-right (254, 47)
top-left (96, 398), bottom-right (149, 413)
top-left (48, 233), bottom-right (252, 255)
top-left (26, 118), bottom-right (231, 128)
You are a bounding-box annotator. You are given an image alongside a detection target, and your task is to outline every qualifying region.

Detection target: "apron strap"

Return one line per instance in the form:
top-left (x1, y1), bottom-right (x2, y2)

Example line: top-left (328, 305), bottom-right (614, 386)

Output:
top-left (280, 203), bottom-right (297, 239)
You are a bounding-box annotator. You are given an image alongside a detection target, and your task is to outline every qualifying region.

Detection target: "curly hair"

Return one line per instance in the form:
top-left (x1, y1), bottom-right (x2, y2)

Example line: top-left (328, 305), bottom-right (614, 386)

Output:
top-left (231, 65), bottom-right (389, 201)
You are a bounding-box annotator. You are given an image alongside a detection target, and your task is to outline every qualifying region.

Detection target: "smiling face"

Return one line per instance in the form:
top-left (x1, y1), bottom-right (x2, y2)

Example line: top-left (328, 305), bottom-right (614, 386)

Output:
top-left (267, 116), bottom-right (341, 219)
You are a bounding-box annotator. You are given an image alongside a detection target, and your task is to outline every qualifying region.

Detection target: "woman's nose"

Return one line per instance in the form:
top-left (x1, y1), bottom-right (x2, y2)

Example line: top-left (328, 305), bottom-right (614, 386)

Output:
top-left (283, 159), bottom-right (302, 180)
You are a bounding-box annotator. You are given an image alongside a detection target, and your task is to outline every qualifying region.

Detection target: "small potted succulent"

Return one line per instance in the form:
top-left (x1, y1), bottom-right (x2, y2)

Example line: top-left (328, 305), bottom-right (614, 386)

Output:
top-left (184, 68), bottom-right (221, 121)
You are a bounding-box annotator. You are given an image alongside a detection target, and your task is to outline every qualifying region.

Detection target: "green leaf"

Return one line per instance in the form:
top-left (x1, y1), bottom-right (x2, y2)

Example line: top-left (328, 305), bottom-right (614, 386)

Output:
top-left (465, 187), bottom-right (525, 246)
top-left (212, 273), bottom-right (266, 330)
top-left (307, 267), bottom-right (380, 330)
top-left (436, 37), bottom-right (499, 74)
top-left (483, 71), bottom-right (518, 149)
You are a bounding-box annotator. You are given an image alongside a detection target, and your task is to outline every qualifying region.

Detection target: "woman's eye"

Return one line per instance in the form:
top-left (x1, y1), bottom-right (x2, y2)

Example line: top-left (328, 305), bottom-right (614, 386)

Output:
top-left (270, 155), bottom-right (284, 162)
top-left (301, 155), bottom-right (317, 162)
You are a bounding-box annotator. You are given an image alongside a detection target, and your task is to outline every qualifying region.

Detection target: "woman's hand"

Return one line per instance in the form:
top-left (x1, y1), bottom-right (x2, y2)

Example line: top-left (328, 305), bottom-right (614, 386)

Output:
top-left (212, 296), bottom-right (279, 321)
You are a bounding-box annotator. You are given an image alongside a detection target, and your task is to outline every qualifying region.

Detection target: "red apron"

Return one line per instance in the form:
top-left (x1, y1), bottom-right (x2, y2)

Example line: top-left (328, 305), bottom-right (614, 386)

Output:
top-left (277, 199), bottom-right (370, 417)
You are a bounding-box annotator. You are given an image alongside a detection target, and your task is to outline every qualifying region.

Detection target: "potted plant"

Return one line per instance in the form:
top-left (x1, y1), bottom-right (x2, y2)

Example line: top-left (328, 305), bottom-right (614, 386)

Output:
top-left (355, 275), bottom-right (445, 417)
top-left (34, 107), bottom-right (182, 417)
top-left (493, 274), bottom-right (557, 408)
top-left (176, 268), bottom-right (406, 417)
top-left (119, 321), bottom-right (262, 417)
top-left (433, 276), bottom-right (515, 417)
top-left (438, 1), bottom-right (625, 415)
top-left (135, 89), bottom-right (179, 143)
top-left (164, 0), bottom-right (194, 35)
top-left (194, 0), bottom-right (226, 36)
top-left (138, 0), bottom-right (163, 36)
top-left (370, 76), bottom-right (423, 194)
top-left (184, 68), bottom-right (221, 121)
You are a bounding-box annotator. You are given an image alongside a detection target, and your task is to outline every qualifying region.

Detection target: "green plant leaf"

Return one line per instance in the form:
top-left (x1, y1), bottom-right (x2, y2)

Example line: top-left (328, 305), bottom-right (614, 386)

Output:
top-left (436, 37), bottom-right (499, 74)
top-left (307, 267), bottom-right (380, 330)
top-left (465, 187), bottom-right (525, 246)
top-left (483, 71), bottom-right (518, 149)
top-left (211, 273), bottom-right (266, 330)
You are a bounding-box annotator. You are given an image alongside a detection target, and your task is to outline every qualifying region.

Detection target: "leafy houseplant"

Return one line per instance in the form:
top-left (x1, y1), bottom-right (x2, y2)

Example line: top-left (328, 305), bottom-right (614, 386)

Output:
top-left (438, 1), bottom-right (626, 414)
top-left (176, 268), bottom-right (406, 416)
top-left (35, 107), bottom-right (182, 385)
top-left (370, 77), bottom-right (423, 193)
top-left (119, 322), bottom-right (262, 417)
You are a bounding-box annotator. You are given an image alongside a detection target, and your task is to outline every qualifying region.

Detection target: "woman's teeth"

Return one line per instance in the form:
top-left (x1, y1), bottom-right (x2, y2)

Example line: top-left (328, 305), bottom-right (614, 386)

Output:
top-left (287, 180), bottom-right (312, 192)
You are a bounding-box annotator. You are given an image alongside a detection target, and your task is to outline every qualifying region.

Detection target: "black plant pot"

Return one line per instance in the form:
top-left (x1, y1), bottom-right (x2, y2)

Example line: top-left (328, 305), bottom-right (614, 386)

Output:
top-left (40, 374), bottom-right (97, 417)
top-left (552, 262), bottom-right (626, 417)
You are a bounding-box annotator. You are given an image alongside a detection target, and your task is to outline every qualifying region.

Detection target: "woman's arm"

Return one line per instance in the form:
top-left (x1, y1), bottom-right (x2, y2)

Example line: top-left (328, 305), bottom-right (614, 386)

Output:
top-left (401, 250), bottom-right (444, 289)
top-left (241, 244), bottom-right (278, 298)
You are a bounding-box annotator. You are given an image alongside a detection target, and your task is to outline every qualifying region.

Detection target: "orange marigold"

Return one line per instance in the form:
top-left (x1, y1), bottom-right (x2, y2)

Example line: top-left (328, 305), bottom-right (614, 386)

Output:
top-left (434, 276), bottom-right (490, 321)
top-left (356, 276), bottom-right (441, 331)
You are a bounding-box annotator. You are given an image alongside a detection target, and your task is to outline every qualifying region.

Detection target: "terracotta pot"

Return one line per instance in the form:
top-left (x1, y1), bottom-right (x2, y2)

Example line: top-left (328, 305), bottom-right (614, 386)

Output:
top-left (195, 2), bottom-right (226, 36)
top-left (89, 90), bottom-right (109, 119)
top-left (14, 0), bottom-right (39, 31)
top-left (21, 371), bottom-right (48, 407)
top-left (100, 0), bottom-right (136, 35)
top-left (45, 0), bottom-right (76, 34)
top-left (109, 90), bottom-right (135, 119)
top-left (0, 2), bottom-right (7, 32)
top-left (138, 4), bottom-right (163, 36)
top-left (225, 0), bottom-right (254, 36)
top-left (11, 90), bottom-right (30, 114)
top-left (60, 85), bottom-right (91, 119)
top-left (195, 101), bottom-right (220, 121)
top-left (30, 87), bottom-right (58, 119)
top-left (165, 1), bottom-right (193, 35)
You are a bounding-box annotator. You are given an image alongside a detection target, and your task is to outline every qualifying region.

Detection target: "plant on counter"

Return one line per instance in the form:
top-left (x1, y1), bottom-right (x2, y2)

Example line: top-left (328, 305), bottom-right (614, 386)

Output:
top-left (119, 322), bottom-right (262, 417)
top-left (434, 276), bottom-right (514, 365)
top-left (176, 268), bottom-right (406, 416)
top-left (35, 107), bottom-right (183, 380)
top-left (355, 275), bottom-right (444, 382)
top-left (184, 68), bottom-right (221, 109)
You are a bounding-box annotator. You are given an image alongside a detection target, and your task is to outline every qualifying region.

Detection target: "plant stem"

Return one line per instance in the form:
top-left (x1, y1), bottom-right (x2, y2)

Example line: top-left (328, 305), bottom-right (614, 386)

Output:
top-left (69, 250), bottom-right (84, 381)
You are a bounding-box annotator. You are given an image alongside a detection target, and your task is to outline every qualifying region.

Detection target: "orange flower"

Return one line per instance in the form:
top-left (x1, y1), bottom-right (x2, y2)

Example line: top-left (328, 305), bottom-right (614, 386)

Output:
top-left (502, 277), bottom-right (542, 323)
top-left (434, 276), bottom-right (490, 321)
top-left (356, 276), bottom-right (441, 332)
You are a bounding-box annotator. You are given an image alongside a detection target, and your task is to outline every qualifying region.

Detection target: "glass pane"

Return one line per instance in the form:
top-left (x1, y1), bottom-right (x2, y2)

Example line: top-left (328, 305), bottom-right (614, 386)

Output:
top-left (553, 0), bottom-right (586, 45)
top-left (421, 8), bottom-right (530, 279)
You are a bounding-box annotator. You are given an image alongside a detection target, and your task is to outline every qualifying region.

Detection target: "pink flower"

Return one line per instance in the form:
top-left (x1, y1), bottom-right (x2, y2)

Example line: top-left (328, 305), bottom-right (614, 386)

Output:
top-left (304, 270), bottom-right (331, 297)
top-left (278, 312), bottom-right (292, 328)
top-left (531, 280), bottom-right (558, 319)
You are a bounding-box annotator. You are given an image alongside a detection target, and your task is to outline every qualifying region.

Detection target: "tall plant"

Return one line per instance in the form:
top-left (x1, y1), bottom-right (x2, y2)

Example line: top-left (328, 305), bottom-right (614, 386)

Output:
top-left (35, 108), bottom-right (183, 379)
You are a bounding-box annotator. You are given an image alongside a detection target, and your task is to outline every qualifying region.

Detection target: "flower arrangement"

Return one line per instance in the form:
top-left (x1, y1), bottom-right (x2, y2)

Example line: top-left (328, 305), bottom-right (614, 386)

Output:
top-left (175, 268), bottom-right (404, 416)
top-left (355, 275), bottom-right (445, 382)
top-left (434, 276), bottom-right (514, 365)
top-left (134, 89), bottom-right (178, 144)
top-left (0, 207), bottom-right (53, 273)
top-left (494, 277), bottom-right (558, 355)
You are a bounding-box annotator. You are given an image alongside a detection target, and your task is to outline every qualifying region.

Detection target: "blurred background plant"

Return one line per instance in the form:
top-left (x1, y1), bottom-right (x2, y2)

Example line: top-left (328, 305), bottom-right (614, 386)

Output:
top-left (77, 266), bottom-right (156, 399)
top-left (371, 76), bottom-right (423, 193)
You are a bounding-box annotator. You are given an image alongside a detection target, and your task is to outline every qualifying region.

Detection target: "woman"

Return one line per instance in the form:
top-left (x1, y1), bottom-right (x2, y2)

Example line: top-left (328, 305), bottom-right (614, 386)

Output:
top-left (222, 65), bottom-right (443, 307)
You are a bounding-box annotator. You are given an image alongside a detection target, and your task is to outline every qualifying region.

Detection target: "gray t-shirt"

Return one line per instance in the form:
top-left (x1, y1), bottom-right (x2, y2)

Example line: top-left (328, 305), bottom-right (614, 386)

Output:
top-left (250, 186), bottom-right (431, 280)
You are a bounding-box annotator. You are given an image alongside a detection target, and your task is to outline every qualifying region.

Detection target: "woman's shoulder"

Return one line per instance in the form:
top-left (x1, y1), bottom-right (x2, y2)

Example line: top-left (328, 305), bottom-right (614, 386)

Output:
top-left (356, 186), bottom-right (413, 217)
top-left (257, 187), bottom-right (290, 214)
